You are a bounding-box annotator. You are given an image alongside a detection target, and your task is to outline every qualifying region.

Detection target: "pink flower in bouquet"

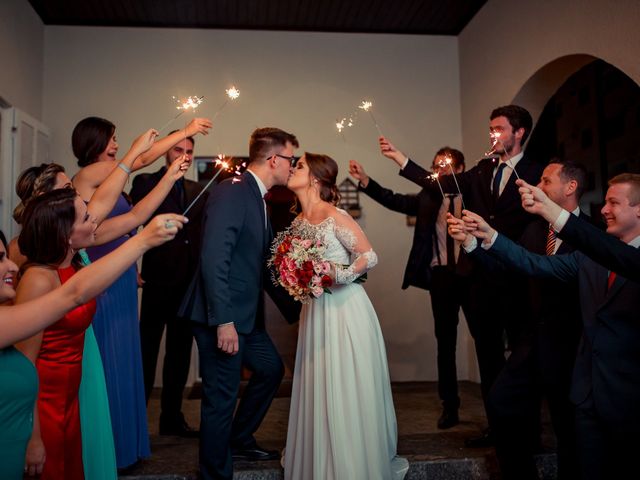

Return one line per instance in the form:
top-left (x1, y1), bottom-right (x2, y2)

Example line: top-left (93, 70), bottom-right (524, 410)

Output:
top-left (269, 230), bottom-right (334, 303)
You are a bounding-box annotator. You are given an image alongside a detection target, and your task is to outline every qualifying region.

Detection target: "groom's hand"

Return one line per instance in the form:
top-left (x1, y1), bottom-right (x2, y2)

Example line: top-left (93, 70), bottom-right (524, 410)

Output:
top-left (217, 323), bottom-right (239, 355)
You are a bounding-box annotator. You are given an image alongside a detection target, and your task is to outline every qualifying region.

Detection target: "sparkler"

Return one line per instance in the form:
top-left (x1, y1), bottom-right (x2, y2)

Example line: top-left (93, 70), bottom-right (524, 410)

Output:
top-left (439, 154), bottom-right (466, 210)
top-left (157, 95), bottom-right (205, 133)
top-left (358, 100), bottom-right (383, 136)
top-left (487, 131), bottom-right (520, 180)
top-left (182, 155), bottom-right (233, 216)
top-left (429, 171), bottom-right (446, 200)
top-left (211, 86), bottom-right (241, 121)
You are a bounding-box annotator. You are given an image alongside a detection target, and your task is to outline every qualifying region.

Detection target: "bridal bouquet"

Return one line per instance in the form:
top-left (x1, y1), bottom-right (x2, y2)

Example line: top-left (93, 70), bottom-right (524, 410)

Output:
top-left (269, 230), bottom-right (333, 303)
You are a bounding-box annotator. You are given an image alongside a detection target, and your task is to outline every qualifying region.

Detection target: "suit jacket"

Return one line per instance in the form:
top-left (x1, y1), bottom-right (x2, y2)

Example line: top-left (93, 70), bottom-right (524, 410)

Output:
top-left (179, 172), bottom-right (300, 333)
top-left (359, 178), bottom-right (441, 290)
top-left (508, 215), bottom-right (590, 373)
top-left (483, 233), bottom-right (640, 432)
top-left (401, 156), bottom-right (544, 276)
top-left (130, 166), bottom-right (206, 287)
top-left (559, 213), bottom-right (640, 281)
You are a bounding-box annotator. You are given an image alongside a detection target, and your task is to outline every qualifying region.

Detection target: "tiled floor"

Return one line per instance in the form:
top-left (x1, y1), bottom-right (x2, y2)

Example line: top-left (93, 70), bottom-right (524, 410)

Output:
top-left (123, 381), bottom-right (556, 478)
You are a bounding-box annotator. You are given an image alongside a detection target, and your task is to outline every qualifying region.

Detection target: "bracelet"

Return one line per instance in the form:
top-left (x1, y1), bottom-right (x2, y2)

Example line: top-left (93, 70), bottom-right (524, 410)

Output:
top-left (117, 162), bottom-right (131, 175)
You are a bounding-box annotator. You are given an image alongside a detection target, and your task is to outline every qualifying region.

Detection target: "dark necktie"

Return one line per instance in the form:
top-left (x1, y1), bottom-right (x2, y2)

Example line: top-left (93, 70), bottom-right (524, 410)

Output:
top-left (545, 226), bottom-right (556, 256)
top-left (492, 162), bottom-right (507, 202)
top-left (446, 195), bottom-right (457, 269)
top-left (175, 178), bottom-right (185, 209)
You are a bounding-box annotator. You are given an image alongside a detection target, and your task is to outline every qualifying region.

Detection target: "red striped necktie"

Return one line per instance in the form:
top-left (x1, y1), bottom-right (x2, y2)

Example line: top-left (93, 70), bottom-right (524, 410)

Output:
top-left (545, 226), bottom-right (556, 256)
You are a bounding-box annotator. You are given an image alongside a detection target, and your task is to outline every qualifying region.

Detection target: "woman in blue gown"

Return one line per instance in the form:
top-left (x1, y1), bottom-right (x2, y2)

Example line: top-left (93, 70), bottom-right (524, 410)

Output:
top-left (71, 116), bottom-right (211, 468)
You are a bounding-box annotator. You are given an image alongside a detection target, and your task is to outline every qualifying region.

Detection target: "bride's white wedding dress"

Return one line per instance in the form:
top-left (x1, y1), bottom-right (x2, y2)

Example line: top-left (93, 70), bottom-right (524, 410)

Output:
top-left (283, 210), bottom-right (409, 480)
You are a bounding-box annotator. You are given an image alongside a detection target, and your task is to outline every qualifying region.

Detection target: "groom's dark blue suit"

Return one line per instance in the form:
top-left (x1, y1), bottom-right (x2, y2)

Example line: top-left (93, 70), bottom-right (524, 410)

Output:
top-left (180, 172), bottom-right (290, 480)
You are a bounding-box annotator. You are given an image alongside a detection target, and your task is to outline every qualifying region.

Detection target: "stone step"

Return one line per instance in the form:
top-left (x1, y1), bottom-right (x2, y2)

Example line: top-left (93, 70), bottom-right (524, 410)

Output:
top-left (120, 453), bottom-right (557, 480)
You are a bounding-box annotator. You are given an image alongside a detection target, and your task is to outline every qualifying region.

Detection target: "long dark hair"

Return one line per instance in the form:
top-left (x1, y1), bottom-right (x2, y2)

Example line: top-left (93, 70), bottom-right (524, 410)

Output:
top-left (304, 152), bottom-right (340, 205)
top-left (72, 116), bottom-right (116, 167)
top-left (19, 189), bottom-right (82, 270)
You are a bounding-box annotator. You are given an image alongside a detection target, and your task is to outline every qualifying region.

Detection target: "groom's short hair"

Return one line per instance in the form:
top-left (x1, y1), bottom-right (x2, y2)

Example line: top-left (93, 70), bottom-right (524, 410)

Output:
top-left (249, 127), bottom-right (298, 164)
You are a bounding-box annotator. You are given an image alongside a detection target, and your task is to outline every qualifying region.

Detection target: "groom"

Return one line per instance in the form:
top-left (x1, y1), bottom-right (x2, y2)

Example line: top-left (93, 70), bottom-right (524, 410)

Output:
top-left (180, 127), bottom-right (300, 480)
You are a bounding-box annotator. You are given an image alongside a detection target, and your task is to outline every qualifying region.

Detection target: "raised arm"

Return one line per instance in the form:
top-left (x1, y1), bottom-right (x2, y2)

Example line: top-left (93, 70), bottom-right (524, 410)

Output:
top-left (93, 156), bottom-right (189, 245)
top-left (350, 159), bottom-right (420, 216)
top-left (332, 210), bottom-right (378, 284)
top-left (73, 128), bottom-right (158, 221)
top-left (0, 214), bottom-right (185, 349)
top-left (132, 117), bottom-right (212, 170)
top-left (517, 179), bottom-right (640, 280)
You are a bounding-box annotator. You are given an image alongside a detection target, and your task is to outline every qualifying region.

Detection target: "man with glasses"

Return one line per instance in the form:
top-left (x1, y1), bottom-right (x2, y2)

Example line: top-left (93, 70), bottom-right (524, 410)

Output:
top-left (180, 127), bottom-right (301, 480)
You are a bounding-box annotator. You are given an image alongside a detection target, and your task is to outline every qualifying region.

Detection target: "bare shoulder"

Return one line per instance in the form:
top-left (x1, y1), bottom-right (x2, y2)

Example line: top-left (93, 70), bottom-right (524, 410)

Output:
top-left (17, 266), bottom-right (59, 301)
top-left (73, 162), bottom-right (116, 197)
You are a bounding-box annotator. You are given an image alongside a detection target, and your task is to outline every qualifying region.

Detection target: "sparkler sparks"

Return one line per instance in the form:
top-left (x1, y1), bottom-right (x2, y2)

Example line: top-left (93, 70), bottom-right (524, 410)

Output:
top-left (182, 155), bottom-right (234, 216)
top-left (358, 100), bottom-right (383, 136)
top-left (439, 154), bottom-right (466, 210)
top-left (157, 95), bottom-right (205, 133)
top-left (212, 85), bottom-right (241, 121)
top-left (429, 172), bottom-right (445, 199)
top-left (486, 131), bottom-right (520, 180)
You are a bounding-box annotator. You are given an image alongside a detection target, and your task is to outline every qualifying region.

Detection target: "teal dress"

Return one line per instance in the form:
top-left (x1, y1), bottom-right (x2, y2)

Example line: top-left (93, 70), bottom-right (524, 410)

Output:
top-left (79, 326), bottom-right (118, 479)
top-left (77, 250), bottom-right (118, 479)
top-left (0, 346), bottom-right (38, 480)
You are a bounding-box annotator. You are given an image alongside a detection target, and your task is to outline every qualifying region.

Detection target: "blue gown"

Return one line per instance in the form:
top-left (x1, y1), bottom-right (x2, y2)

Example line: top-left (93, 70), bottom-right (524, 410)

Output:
top-left (87, 194), bottom-right (150, 469)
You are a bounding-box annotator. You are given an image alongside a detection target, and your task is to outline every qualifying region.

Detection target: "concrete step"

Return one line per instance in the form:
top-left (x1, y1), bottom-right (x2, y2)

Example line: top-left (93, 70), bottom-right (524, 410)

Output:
top-left (120, 453), bottom-right (557, 480)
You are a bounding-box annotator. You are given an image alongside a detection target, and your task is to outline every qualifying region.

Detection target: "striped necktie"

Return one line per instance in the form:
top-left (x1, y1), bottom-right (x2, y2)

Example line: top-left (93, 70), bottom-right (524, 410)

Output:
top-left (545, 226), bottom-right (556, 256)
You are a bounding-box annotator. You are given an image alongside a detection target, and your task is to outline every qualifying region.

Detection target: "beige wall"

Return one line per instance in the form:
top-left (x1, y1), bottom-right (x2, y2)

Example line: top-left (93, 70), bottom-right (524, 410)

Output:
top-left (459, 0), bottom-right (640, 162)
top-left (42, 26), bottom-right (468, 381)
top-left (0, 0), bottom-right (44, 116)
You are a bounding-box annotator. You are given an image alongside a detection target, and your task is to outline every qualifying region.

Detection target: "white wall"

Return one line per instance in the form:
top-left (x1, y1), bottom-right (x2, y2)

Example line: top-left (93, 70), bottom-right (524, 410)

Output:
top-left (0, 0), bottom-right (44, 116)
top-left (459, 0), bottom-right (640, 161)
top-left (43, 26), bottom-right (467, 381)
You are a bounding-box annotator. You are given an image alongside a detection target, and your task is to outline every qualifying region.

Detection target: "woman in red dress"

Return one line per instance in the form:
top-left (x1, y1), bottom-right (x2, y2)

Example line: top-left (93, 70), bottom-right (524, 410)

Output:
top-left (15, 189), bottom-right (99, 479)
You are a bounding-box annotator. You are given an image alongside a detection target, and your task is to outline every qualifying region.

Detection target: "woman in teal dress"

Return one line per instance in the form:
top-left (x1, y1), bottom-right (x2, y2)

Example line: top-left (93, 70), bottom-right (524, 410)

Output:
top-left (0, 231), bottom-right (38, 480)
top-left (0, 216), bottom-right (185, 480)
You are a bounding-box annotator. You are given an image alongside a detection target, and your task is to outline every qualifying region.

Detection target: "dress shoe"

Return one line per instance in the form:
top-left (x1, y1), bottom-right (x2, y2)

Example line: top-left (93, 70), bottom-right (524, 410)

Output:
top-left (159, 417), bottom-right (199, 438)
top-left (232, 445), bottom-right (279, 461)
top-left (437, 409), bottom-right (459, 429)
top-left (464, 428), bottom-right (494, 448)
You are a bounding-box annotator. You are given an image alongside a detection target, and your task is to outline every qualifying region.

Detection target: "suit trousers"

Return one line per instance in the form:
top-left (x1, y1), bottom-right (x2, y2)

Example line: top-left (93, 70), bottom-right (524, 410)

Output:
top-left (465, 271), bottom-right (524, 405)
top-left (575, 403), bottom-right (638, 480)
top-left (429, 267), bottom-right (472, 411)
top-left (488, 345), bottom-right (578, 480)
top-left (192, 324), bottom-right (284, 480)
top-left (139, 282), bottom-right (194, 420)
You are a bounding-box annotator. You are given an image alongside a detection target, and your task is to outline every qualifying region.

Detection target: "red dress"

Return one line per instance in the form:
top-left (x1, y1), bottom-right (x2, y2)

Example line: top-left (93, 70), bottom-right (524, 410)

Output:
top-left (36, 265), bottom-right (96, 480)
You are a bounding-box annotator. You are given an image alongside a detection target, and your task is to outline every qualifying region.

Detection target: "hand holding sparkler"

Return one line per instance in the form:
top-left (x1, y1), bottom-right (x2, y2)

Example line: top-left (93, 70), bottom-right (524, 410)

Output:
top-left (348, 160), bottom-right (370, 188)
top-left (131, 128), bottom-right (159, 156)
top-left (379, 136), bottom-right (407, 167)
top-left (458, 209), bottom-right (496, 242)
top-left (184, 117), bottom-right (213, 137)
top-left (182, 155), bottom-right (233, 216)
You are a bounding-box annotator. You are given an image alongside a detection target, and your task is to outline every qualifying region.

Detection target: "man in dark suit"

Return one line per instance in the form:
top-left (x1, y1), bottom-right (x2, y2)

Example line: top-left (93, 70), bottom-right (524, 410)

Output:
top-left (473, 159), bottom-right (590, 479)
top-left (179, 128), bottom-right (300, 480)
top-left (449, 173), bottom-right (640, 480)
top-left (379, 105), bottom-right (545, 446)
top-left (349, 148), bottom-right (467, 429)
top-left (130, 133), bottom-right (204, 436)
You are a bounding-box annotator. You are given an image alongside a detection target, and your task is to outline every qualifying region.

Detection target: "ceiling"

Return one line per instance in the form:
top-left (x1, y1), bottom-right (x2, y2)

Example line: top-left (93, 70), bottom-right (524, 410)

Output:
top-left (28, 0), bottom-right (487, 36)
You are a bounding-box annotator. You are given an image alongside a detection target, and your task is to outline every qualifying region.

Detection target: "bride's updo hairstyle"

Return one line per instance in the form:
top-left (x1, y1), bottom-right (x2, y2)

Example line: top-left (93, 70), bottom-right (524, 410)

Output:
top-left (13, 163), bottom-right (66, 224)
top-left (305, 153), bottom-right (341, 206)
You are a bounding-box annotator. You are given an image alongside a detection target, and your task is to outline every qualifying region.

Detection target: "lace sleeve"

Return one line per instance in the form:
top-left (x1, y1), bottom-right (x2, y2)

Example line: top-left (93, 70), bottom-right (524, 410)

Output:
top-left (333, 210), bottom-right (378, 284)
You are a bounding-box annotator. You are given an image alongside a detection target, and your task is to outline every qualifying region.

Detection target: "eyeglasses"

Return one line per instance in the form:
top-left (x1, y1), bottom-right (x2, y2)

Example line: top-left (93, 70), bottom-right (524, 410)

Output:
top-left (272, 153), bottom-right (298, 166)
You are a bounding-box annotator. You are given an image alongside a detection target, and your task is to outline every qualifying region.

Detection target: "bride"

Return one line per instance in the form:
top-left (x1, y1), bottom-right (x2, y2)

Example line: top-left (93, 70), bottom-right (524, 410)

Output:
top-left (282, 153), bottom-right (409, 480)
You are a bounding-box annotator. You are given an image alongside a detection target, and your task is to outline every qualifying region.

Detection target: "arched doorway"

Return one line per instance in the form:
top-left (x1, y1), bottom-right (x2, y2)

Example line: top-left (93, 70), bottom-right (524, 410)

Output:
top-left (515, 56), bottom-right (640, 215)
